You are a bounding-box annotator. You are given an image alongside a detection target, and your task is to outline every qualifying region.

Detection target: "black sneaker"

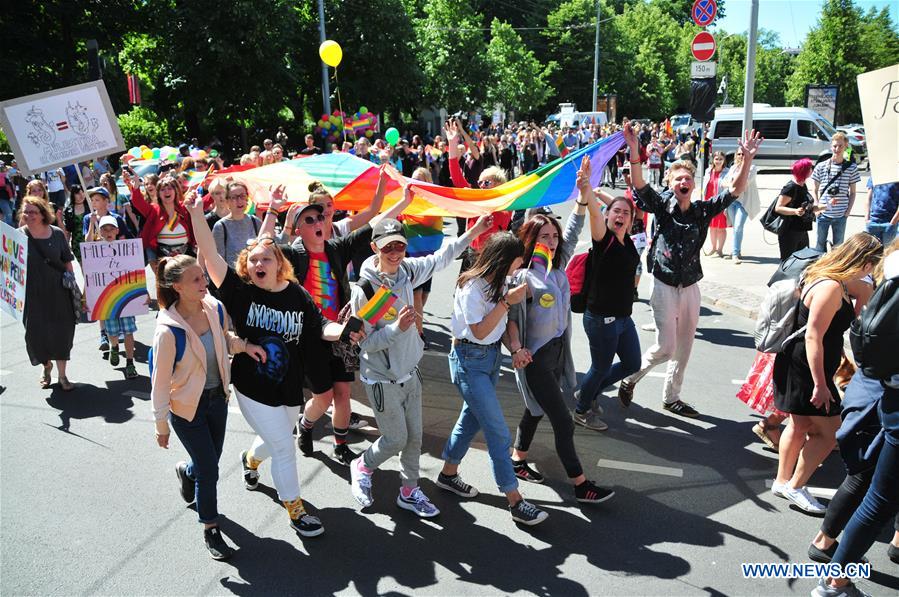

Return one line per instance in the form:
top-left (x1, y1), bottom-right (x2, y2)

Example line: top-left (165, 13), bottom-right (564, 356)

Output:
top-left (297, 427), bottom-right (313, 456)
top-left (513, 460), bottom-right (545, 484)
top-left (240, 450), bottom-right (259, 490)
top-left (618, 381), bottom-right (635, 408)
top-left (348, 412), bottom-right (369, 430)
top-left (333, 443), bottom-right (357, 466)
top-left (888, 543), bottom-right (899, 564)
top-left (435, 473), bottom-right (479, 498)
top-left (509, 499), bottom-right (548, 526)
top-left (109, 346), bottom-right (120, 367)
top-left (808, 541), bottom-right (838, 563)
top-left (175, 461), bottom-right (195, 504)
top-left (575, 480), bottom-right (615, 504)
top-left (289, 510), bottom-right (325, 538)
top-left (99, 332), bottom-right (109, 351)
top-left (203, 526), bottom-right (234, 561)
top-left (663, 400), bottom-right (699, 418)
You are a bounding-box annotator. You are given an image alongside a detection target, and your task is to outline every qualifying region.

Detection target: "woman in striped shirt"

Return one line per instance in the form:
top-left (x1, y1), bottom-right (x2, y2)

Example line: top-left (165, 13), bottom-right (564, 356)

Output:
top-left (127, 172), bottom-right (199, 269)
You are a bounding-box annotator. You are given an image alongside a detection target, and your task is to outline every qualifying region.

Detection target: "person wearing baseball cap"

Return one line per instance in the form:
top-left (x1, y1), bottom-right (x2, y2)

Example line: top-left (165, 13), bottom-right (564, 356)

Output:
top-left (347, 185), bottom-right (493, 519)
top-left (84, 186), bottom-right (129, 243)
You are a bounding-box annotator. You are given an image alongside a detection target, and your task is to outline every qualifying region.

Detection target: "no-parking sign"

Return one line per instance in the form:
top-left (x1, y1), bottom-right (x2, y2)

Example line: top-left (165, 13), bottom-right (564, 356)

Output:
top-left (691, 0), bottom-right (718, 27)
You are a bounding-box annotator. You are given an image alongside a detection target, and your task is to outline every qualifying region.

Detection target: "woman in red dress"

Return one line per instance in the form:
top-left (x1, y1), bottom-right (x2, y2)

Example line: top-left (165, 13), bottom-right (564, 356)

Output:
top-left (704, 151), bottom-right (729, 257)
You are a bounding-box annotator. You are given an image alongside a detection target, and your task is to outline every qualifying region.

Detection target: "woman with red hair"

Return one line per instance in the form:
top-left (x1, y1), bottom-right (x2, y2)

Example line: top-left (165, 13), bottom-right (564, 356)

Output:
top-left (774, 158), bottom-right (820, 261)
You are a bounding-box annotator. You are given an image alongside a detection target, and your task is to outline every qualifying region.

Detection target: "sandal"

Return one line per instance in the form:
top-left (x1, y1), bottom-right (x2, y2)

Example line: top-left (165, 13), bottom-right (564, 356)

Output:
top-left (58, 376), bottom-right (74, 392)
top-left (752, 422), bottom-right (779, 450)
top-left (40, 363), bottom-right (53, 388)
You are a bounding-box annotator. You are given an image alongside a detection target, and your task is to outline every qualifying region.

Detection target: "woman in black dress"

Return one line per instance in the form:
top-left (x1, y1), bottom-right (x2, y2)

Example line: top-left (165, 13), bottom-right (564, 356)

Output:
top-left (772, 233), bottom-right (881, 514)
top-left (19, 196), bottom-right (77, 390)
top-left (773, 158), bottom-right (822, 261)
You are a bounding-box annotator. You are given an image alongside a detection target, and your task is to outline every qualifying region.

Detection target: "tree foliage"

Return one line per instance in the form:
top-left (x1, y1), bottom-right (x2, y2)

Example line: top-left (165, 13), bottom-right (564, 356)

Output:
top-left (485, 20), bottom-right (555, 116)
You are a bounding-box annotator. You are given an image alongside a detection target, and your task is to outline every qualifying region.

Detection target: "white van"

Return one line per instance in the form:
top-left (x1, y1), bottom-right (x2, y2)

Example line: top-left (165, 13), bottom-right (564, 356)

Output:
top-left (708, 106), bottom-right (867, 169)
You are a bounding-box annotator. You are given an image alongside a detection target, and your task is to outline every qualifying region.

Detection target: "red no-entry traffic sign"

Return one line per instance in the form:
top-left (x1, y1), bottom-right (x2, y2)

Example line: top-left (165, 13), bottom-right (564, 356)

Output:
top-left (691, 31), bottom-right (716, 61)
top-left (691, 0), bottom-right (718, 27)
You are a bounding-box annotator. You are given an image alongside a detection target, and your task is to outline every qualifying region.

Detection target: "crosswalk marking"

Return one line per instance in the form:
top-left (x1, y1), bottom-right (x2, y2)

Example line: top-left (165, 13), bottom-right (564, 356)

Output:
top-left (597, 458), bottom-right (684, 477)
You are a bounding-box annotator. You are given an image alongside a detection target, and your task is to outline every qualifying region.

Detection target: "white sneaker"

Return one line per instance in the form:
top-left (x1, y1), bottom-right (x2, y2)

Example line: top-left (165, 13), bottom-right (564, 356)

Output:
top-left (784, 485), bottom-right (826, 514)
top-left (771, 480), bottom-right (788, 498)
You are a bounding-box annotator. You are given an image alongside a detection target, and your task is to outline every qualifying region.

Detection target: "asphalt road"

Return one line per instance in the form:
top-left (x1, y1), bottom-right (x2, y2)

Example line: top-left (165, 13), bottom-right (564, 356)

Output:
top-left (2, 179), bottom-right (897, 596)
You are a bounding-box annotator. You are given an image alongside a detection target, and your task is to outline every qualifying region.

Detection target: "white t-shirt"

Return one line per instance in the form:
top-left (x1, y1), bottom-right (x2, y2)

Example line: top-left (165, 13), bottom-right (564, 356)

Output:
top-left (332, 217), bottom-right (352, 238)
top-left (451, 278), bottom-right (506, 345)
top-left (42, 169), bottom-right (64, 193)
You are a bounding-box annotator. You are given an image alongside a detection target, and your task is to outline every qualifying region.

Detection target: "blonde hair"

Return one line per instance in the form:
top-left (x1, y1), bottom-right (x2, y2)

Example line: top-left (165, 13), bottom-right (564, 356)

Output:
top-left (411, 167), bottom-right (432, 183)
top-left (873, 238), bottom-right (899, 283)
top-left (665, 159), bottom-right (696, 183)
top-left (208, 178), bottom-right (227, 195)
top-left (18, 195), bottom-right (55, 226)
top-left (805, 232), bottom-right (882, 285)
top-left (234, 235), bottom-right (298, 284)
top-left (480, 166), bottom-right (507, 185)
top-left (831, 131), bottom-right (849, 145)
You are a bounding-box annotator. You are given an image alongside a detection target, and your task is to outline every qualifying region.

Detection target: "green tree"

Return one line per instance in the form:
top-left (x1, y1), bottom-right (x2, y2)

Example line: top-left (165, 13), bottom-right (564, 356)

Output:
top-left (485, 19), bottom-right (555, 117)
top-left (786, 0), bottom-right (898, 123)
top-left (413, 0), bottom-right (487, 109)
top-left (117, 106), bottom-right (176, 148)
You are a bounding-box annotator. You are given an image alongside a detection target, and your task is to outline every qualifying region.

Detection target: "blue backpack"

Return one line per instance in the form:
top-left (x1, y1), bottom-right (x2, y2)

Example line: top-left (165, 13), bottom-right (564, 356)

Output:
top-left (149, 302), bottom-right (226, 377)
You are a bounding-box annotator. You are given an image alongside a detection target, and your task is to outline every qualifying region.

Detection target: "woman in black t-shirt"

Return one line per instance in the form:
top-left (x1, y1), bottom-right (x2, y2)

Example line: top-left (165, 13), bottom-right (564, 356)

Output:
top-left (572, 158), bottom-right (642, 428)
top-left (774, 158), bottom-right (821, 261)
top-left (186, 190), bottom-right (355, 539)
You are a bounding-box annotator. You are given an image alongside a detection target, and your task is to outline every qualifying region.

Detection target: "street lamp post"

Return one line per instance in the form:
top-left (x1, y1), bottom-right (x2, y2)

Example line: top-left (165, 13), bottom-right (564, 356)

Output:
top-left (317, 0), bottom-right (331, 115)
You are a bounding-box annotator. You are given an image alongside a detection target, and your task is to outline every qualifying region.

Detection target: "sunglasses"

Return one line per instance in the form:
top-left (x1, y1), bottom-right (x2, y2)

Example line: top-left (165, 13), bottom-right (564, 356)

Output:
top-left (245, 237), bottom-right (275, 248)
top-left (296, 213), bottom-right (325, 227)
top-left (477, 179), bottom-right (494, 188)
top-left (379, 241), bottom-right (407, 254)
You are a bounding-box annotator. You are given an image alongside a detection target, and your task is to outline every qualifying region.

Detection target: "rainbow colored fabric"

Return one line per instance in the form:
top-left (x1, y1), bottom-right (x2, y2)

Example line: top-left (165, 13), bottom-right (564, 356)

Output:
top-left (530, 242), bottom-right (553, 278)
top-left (400, 215), bottom-right (443, 257)
top-left (356, 286), bottom-right (398, 324)
top-left (555, 134), bottom-right (569, 158)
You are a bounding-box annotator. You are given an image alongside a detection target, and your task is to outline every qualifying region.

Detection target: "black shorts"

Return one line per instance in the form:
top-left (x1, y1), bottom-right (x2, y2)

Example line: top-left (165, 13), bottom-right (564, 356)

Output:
top-left (304, 351), bottom-right (355, 389)
top-left (416, 277), bottom-right (433, 293)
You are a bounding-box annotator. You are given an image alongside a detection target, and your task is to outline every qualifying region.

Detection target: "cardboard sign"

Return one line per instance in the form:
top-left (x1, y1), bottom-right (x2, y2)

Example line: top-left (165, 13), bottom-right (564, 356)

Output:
top-left (81, 238), bottom-right (148, 321)
top-left (857, 64), bottom-right (899, 185)
top-left (0, 80), bottom-right (125, 176)
top-left (0, 222), bottom-right (28, 321)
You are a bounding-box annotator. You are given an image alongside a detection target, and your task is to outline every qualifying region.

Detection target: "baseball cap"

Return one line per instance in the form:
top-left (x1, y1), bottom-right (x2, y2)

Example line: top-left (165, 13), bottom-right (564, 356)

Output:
top-left (88, 187), bottom-right (110, 199)
top-left (371, 218), bottom-right (407, 249)
top-left (98, 215), bottom-right (119, 229)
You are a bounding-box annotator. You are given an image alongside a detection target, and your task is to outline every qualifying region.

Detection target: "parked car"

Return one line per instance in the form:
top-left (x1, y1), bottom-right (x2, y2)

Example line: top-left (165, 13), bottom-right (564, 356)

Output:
top-left (837, 124), bottom-right (866, 145)
top-left (709, 106), bottom-right (867, 170)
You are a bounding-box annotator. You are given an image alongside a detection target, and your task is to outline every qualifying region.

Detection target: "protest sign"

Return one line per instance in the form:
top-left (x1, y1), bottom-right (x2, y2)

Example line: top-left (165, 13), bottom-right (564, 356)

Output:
top-left (0, 80), bottom-right (125, 176)
top-left (857, 64), bottom-right (899, 184)
top-left (81, 238), bottom-right (148, 321)
top-left (0, 221), bottom-right (28, 321)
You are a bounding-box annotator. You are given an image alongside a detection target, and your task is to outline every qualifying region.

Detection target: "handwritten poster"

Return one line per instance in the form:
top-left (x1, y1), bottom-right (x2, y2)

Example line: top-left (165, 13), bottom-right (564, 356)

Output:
top-left (857, 64), bottom-right (899, 185)
top-left (0, 80), bottom-right (125, 176)
top-left (0, 222), bottom-right (28, 321)
top-left (81, 239), bottom-right (148, 321)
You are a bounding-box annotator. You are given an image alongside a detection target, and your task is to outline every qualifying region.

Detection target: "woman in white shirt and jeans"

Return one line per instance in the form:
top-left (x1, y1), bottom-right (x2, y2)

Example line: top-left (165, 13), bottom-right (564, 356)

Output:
top-left (435, 233), bottom-right (549, 526)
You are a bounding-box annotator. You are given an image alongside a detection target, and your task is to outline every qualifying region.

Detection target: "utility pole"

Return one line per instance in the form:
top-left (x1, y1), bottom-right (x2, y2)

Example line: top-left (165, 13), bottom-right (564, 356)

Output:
top-left (742, 0), bottom-right (759, 134)
top-left (591, 0), bottom-right (600, 113)
top-left (317, 0), bottom-right (331, 115)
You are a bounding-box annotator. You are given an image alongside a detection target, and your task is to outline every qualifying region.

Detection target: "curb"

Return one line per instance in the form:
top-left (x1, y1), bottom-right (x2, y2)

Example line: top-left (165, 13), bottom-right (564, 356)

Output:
top-left (699, 280), bottom-right (762, 320)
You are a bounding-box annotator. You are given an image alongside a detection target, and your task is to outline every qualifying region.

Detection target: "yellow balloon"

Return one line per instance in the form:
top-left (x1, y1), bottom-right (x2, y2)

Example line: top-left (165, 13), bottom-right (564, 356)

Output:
top-left (319, 40), bottom-right (343, 67)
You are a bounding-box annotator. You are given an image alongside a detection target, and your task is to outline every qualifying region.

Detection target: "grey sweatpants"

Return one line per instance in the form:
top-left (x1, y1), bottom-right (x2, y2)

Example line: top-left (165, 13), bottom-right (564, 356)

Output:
top-left (361, 371), bottom-right (423, 488)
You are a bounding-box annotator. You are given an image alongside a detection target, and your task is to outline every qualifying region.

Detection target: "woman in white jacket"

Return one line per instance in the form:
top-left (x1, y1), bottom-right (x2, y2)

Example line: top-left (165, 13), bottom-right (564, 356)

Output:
top-left (724, 148), bottom-right (760, 263)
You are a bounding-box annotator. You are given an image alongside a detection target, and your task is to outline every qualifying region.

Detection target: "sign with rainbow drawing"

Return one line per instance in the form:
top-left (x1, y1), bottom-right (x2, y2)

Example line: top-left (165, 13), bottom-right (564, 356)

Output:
top-left (81, 238), bottom-right (148, 321)
top-left (0, 222), bottom-right (28, 322)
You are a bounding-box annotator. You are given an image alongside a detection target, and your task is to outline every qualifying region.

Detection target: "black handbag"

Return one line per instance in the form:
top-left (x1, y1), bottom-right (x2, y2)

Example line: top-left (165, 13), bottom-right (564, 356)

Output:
top-left (25, 228), bottom-right (84, 322)
top-left (760, 200), bottom-right (783, 234)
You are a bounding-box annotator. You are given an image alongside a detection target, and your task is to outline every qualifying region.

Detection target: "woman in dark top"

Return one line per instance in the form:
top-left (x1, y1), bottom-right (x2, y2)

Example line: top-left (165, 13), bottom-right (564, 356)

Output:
top-left (772, 233), bottom-right (881, 515)
top-left (186, 189), bottom-right (355, 539)
top-left (774, 158), bottom-right (820, 261)
top-left (572, 158), bottom-right (641, 430)
top-left (62, 184), bottom-right (88, 261)
top-left (20, 196), bottom-right (77, 391)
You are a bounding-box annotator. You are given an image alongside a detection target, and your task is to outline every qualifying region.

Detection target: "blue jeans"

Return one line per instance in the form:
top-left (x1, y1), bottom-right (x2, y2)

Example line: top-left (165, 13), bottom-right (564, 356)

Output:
top-left (816, 215), bottom-right (848, 251)
top-left (442, 342), bottom-right (518, 493)
top-left (728, 200), bottom-right (748, 256)
top-left (0, 199), bottom-right (13, 226)
top-left (170, 387), bottom-right (228, 523)
top-left (576, 312), bottom-right (642, 413)
top-left (866, 221), bottom-right (897, 247)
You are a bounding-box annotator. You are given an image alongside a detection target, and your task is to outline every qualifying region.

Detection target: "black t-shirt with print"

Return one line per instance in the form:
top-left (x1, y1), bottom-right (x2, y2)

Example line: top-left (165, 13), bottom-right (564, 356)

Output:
top-left (586, 229), bottom-right (640, 318)
top-left (218, 268), bottom-right (332, 406)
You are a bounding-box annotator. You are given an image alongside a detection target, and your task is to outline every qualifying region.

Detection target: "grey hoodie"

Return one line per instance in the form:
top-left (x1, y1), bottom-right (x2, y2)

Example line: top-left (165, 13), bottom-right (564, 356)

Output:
top-left (351, 235), bottom-right (467, 382)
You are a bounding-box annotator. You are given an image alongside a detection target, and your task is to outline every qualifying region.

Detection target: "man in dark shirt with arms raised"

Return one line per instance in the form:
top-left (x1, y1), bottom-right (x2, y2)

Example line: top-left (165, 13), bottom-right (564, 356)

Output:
top-left (617, 122), bottom-right (763, 417)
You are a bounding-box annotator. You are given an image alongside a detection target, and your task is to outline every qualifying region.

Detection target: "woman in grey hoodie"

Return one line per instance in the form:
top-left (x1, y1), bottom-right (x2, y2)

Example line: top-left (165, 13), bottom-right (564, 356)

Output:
top-left (348, 197), bottom-right (492, 518)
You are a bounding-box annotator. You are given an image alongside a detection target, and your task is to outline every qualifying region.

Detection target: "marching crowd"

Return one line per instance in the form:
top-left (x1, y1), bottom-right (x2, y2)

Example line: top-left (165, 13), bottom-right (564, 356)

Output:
top-left (10, 113), bottom-right (899, 596)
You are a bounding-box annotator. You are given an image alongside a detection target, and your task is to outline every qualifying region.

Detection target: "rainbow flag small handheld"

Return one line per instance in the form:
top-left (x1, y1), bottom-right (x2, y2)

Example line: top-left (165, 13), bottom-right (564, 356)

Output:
top-left (530, 242), bottom-right (553, 278)
top-left (187, 165), bottom-right (214, 188)
top-left (356, 285), bottom-right (399, 325)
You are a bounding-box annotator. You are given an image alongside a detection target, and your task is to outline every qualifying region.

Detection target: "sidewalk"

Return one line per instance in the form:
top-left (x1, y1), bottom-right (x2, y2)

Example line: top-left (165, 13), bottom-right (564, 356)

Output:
top-left (695, 171), bottom-right (870, 320)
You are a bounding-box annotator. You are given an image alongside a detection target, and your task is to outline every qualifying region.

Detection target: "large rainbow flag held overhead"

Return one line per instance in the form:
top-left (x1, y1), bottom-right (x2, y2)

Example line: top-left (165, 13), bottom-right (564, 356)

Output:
top-left (210, 132), bottom-right (624, 218)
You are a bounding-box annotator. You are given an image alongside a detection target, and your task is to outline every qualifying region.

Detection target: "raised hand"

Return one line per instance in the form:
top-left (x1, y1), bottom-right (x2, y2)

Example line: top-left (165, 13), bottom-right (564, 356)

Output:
top-left (183, 189), bottom-right (204, 216)
top-left (576, 156), bottom-right (592, 190)
top-left (397, 304), bottom-right (417, 332)
top-left (268, 184), bottom-right (287, 210)
top-left (738, 128), bottom-right (764, 161)
top-left (473, 214), bottom-right (494, 234)
top-left (623, 121), bottom-right (638, 149)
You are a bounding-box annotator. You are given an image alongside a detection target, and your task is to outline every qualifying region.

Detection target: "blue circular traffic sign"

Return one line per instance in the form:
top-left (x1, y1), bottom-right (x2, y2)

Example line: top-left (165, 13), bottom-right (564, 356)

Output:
top-left (692, 0), bottom-right (717, 27)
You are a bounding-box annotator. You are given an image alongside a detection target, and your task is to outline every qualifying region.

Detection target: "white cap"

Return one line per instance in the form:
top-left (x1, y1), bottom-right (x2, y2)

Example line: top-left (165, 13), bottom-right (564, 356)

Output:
top-left (98, 215), bottom-right (119, 229)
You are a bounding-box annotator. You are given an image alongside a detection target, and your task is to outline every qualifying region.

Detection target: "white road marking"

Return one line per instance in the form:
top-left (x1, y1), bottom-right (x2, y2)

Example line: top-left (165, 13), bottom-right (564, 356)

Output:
top-left (646, 371), bottom-right (668, 378)
top-left (0, 369), bottom-right (11, 377)
top-left (732, 379), bottom-right (747, 385)
top-left (597, 458), bottom-right (684, 477)
top-left (764, 479), bottom-right (837, 499)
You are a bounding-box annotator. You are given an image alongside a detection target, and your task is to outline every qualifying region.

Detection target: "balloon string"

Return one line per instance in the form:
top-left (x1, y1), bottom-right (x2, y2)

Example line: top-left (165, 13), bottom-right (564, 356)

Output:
top-left (333, 68), bottom-right (354, 144)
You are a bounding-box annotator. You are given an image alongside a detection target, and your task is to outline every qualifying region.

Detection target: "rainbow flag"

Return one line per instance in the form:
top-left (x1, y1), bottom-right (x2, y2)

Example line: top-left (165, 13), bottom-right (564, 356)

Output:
top-left (356, 285), bottom-right (398, 325)
top-left (187, 165), bottom-right (213, 188)
top-left (401, 215), bottom-right (443, 257)
top-left (555, 134), bottom-right (569, 158)
top-left (530, 242), bottom-right (553, 278)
